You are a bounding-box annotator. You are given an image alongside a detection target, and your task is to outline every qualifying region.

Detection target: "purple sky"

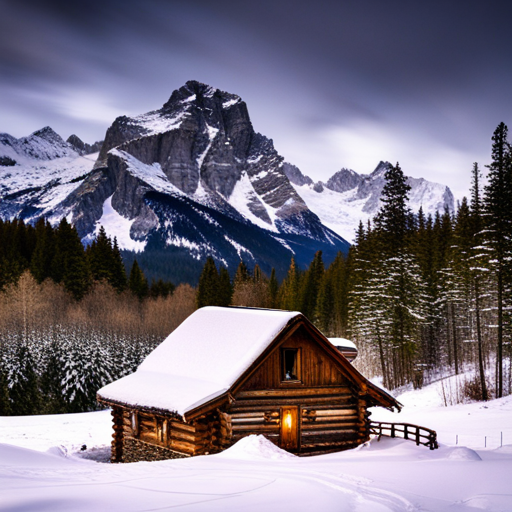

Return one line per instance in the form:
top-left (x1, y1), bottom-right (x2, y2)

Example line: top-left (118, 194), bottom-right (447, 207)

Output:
top-left (1, 0), bottom-right (511, 199)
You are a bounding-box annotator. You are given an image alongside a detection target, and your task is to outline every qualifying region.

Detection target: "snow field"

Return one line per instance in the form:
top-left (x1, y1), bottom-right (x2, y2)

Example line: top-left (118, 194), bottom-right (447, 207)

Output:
top-left (1, 377), bottom-right (512, 511)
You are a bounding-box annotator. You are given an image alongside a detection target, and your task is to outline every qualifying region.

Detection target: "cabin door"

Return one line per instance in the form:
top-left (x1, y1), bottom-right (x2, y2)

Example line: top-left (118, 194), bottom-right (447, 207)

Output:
top-left (280, 406), bottom-right (299, 451)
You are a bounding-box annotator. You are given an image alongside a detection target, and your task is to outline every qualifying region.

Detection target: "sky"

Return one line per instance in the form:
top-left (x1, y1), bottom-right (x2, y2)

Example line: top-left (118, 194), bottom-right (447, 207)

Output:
top-left (1, 0), bottom-right (511, 200)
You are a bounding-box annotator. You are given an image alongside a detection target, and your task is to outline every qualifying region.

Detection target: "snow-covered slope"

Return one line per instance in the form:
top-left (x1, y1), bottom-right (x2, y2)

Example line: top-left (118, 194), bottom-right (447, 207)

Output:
top-left (0, 126), bottom-right (79, 163)
top-left (285, 161), bottom-right (455, 243)
top-left (0, 152), bottom-right (98, 222)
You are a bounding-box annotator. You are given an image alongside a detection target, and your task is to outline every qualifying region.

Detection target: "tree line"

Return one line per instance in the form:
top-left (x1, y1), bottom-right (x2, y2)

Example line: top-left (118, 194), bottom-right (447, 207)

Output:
top-left (0, 217), bottom-right (174, 300)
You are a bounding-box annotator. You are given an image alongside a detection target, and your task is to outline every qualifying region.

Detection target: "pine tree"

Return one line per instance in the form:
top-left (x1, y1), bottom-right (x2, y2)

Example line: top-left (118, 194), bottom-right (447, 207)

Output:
top-left (374, 162), bottom-right (412, 251)
top-left (0, 367), bottom-right (11, 415)
top-left (52, 218), bottom-right (91, 300)
top-left (128, 259), bottom-right (149, 300)
top-left (218, 267), bottom-right (233, 306)
top-left (483, 122), bottom-right (512, 397)
top-left (8, 343), bottom-right (42, 415)
top-left (279, 257), bottom-right (300, 311)
top-left (268, 268), bottom-right (279, 308)
top-left (470, 162), bottom-right (489, 400)
top-left (300, 251), bottom-right (324, 320)
top-left (196, 257), bottom-right (220, 308)
top-left (30, 219), bottom-right (55, 283)
top-left (111, 238), bottom-right (128, 292)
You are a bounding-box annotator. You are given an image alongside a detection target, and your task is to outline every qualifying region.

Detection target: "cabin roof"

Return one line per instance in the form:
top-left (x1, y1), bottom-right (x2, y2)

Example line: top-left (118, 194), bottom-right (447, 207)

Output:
top-left (97, 307), bottom-right (300, 416)
top-left (97, 306), bottom-right (401, 418)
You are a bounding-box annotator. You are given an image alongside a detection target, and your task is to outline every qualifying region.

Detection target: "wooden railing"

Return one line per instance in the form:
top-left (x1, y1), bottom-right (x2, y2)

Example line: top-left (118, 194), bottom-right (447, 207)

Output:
top-left (370, 421), bottom-right (438, 450)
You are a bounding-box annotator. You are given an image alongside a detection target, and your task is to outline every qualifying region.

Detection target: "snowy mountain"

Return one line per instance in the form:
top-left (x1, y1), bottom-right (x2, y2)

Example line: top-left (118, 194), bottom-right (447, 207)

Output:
top-left (0, 81), bottom-right (455, 280)
top-left (0, 127), bottom-right (99, 222)
top-left (284, 161), bottom-right (455, 242)
top-left (0, 81), bottom-right (349, 281)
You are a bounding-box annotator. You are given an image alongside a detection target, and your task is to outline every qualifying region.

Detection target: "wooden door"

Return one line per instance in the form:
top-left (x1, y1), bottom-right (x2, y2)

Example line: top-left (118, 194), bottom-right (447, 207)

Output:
top-left (280, 406), bottom-right (299, 450)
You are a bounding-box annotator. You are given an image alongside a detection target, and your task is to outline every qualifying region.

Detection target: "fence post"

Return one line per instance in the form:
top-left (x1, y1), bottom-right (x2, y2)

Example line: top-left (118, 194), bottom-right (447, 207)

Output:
top-left (416, 428), bottom-right (420, 446)
top-left (391, 424), bottom-right (395, 438)
top-left (404, 425), bottom-right (409, 440)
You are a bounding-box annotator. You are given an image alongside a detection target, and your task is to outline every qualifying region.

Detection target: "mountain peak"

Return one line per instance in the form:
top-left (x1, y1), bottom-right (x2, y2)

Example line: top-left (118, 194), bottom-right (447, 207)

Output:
top-left (31, 126), bottom-right (64, 143)
top-left (163, 80), bottom-right (241, 111)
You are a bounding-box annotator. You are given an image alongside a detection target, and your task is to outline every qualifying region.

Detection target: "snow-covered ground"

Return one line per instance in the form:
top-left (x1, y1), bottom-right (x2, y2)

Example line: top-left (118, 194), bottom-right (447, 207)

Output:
top-left (1, 378), bottom-right (512, 512)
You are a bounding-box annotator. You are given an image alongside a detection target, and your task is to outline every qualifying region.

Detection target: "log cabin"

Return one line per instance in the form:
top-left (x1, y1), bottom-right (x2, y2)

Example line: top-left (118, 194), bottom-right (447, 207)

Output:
top-left (97, 307), bottom-right (401, 462)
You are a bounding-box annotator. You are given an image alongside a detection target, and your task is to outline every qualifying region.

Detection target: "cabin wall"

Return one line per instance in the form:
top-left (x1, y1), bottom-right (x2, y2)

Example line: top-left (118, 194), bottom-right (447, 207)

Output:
top-left (225, 325), bottom-right (370, 454)
top-left (227, 387), bottom-right (366, 454)
top-left (109, 407), bottom-right (199, 462)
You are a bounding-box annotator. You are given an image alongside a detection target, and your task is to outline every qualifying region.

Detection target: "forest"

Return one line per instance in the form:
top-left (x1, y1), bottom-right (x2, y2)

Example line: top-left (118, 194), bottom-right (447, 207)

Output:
top-left (0, 122), bottom-right (511, 415)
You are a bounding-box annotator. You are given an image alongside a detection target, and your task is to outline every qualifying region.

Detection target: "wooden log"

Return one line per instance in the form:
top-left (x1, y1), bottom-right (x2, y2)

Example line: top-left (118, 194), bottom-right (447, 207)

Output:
top-left (236, 387), bottom-right (352, 399)
top-left (314, 409), bottom-right (358, 417)
top-left (169, 439), bottom-right (195, 454)
top-left (170, 430), bottom-right (195, 443)
top-left (169, 421), bottom-right (195, 433)
top-left (301, 433), bottom-right (358, 443)
top-left (230, 411), bottom-right (266, 419)
top-left (303, 415), bottom-right (358, 424)
top-left (231, 424), bottom-right (279, 433)
top-left (301, 421), bottom-right (359, 430)
top-left (231, 396), bottom-right (355, 408)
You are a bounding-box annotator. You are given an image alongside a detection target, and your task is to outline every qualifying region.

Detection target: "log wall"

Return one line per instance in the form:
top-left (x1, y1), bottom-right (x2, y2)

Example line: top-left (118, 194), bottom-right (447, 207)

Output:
top-left (227, 386), bottom-right (365, 454)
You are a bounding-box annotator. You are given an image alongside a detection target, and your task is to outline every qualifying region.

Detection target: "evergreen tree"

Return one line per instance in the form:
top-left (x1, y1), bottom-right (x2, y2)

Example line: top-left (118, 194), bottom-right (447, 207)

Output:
top-left (279, 257), bottom-right (300, 311)
top-left (8, 344), bottom-right (42, 416)
top-left (218, 267), bottom-right (233, 306)
top-left (374, 162), bottom-right (412, 251)
top-left (0, 367), bottom-right (11, 416)
top-left (196, 257), bottom-right (220, 308)
top-left (110, 238), bottom-right (128, 292)
top-left (268, 268), bottom-right (279, 308)
top-left (52, 218), bottom-right (90, 300)
top-left (30, 219), bottom-right (55, 283)
top-left (300, 251), bottom-right (324, 320)
top-left (128, 259), bottom-right (149, 300)
top-left (470, 162), bottom-right (489, 400)
top-left (483, 122), bottom-right (512, 397)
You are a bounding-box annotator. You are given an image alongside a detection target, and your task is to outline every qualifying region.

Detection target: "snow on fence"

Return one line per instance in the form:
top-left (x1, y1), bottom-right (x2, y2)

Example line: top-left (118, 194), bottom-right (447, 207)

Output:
top-left (370, 421), bottom-right (439, 450)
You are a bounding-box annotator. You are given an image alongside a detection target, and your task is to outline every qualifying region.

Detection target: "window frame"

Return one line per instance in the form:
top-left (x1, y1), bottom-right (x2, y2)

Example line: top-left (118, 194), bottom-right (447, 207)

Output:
top-left (281, 347), bottom-right (302, 383)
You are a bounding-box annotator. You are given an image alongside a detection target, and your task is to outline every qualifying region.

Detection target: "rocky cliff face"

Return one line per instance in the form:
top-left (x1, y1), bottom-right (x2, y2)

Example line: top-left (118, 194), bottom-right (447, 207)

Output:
top-left (92, 81), bottom-right (310, 230)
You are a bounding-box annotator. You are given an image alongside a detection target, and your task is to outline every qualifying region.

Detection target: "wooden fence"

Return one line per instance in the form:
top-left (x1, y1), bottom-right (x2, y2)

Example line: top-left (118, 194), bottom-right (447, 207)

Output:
top-left (369, 421), bottom-right (438, 450)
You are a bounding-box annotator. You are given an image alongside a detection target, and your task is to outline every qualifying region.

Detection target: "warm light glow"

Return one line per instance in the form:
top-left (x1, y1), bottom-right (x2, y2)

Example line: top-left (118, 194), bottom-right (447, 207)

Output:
top-left (284, 410), bottom-right (293, 431)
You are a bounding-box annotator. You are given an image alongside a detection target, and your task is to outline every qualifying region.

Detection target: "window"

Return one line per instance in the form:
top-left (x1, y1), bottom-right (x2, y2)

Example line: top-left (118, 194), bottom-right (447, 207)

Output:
top-left (281, 348), bottom-right (301, 382)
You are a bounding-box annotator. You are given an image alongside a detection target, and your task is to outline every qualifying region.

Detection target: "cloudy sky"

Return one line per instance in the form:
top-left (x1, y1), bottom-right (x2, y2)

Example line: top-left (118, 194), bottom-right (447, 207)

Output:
top-left (1, 0), bottom-right (511, 199)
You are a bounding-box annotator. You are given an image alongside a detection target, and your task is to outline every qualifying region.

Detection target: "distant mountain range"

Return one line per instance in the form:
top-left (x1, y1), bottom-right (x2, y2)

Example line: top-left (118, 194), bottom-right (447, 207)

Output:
top-left (0, 81), bottom-right (454, 283)
top-left (284, 161), bottom-right (454, 242)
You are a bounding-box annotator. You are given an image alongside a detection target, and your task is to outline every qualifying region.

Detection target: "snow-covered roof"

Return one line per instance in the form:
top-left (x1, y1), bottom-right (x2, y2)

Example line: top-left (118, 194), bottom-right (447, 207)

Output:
top-left (98, 307), bottom-right (300, 416)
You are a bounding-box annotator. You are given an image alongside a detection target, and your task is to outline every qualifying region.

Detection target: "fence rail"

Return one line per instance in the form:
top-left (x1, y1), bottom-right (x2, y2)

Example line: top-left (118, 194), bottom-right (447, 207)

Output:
top-left (370, 421), bottom-right (438, 450)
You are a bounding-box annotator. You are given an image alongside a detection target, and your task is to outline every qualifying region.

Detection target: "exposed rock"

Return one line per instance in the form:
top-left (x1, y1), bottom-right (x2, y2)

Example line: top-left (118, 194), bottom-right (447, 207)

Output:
top-left (67, 134), bottom-right (103, 155)
top-left (283, 162), bottom-right (314, 186)
top-left (325, 167), bottom-right (362, 193)
top-left (0, 156), bottom-right (16, 166)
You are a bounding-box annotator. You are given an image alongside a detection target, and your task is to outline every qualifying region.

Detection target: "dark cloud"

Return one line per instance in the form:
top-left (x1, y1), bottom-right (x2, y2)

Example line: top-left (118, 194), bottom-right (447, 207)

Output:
top-left (1, 0), bottom-right (511, 197)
